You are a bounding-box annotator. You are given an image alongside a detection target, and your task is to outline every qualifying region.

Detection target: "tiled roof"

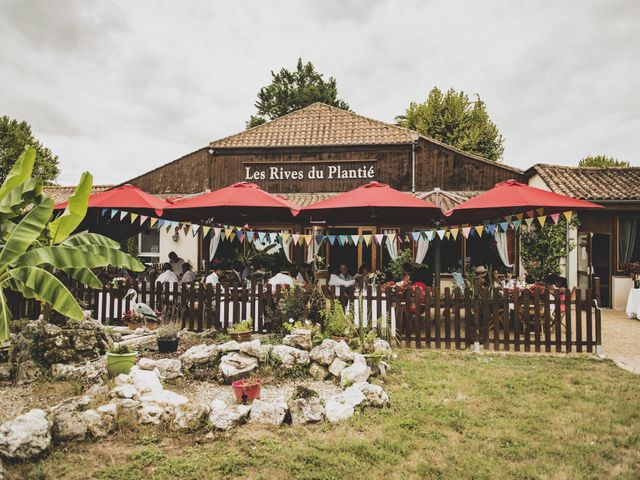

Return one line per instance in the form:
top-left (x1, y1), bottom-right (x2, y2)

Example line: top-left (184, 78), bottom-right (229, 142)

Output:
top-left (210, 103), bottom-right (419, 148)
top-left (418, 189), bottom-right (482, 212)
top-left (43, 185), bottom-right (114, 204)
top-left (529, 164), bottom-right (640, 201)
top-left (278, 190), bottom-right (481, 211)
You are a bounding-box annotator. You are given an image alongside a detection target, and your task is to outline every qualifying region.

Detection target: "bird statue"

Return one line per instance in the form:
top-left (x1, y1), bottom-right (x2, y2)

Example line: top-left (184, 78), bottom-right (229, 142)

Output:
top-left (125, 288), bottom-right (158, 327)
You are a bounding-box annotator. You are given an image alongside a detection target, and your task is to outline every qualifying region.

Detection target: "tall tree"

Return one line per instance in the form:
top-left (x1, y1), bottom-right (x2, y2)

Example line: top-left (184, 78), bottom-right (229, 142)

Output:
top-left (397, 87), bottom-right (505, 162)
top-left (579, 155), bottom-right (630, 168)
top-left (0, 116), bottom-right (60, 184)
top-left (247, 59), bottom-right (350, 129)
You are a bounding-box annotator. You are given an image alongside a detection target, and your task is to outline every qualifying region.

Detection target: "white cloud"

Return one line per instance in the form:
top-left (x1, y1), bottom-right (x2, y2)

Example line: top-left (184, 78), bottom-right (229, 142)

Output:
top-left (0, 0), bottom-right (637, 185)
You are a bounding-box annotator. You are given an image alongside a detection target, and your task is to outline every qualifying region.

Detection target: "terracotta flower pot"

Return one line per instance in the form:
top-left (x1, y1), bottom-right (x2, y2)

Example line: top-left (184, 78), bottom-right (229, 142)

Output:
top-left (232, 379), bottom-right (262, 404)
top-left (230, 331), bottom-right (252, 343)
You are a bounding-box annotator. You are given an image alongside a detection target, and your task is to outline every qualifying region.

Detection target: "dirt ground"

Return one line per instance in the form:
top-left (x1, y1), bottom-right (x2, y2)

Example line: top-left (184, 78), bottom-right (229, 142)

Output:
top-left (601, 308), bottom-right (640, 373)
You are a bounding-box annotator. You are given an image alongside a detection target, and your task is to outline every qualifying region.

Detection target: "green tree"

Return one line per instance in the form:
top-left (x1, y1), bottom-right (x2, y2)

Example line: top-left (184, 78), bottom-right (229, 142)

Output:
top-left (0, 146), bottom-right (143, 341)
top-left (520, 217), bottom-right (578, 281)
top-left (0, 116), bottom-right (60, 184)
top-left (247, 59), bottom-right (350, 128)
top-left (579, 155), bottom-right (630, 168)
top-left (397, 87), bottom-right (505, 161)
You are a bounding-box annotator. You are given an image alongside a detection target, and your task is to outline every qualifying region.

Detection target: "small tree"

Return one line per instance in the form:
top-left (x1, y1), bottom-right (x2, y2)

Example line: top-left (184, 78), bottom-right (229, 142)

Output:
top-left (247, 59), bottom-right (350, 128)
top-left (579, 155), bottom-right (630, 168)
top-left (520, 217), bottom-right (578, 281)
top-left (397, 87), bottom-right (505, 162)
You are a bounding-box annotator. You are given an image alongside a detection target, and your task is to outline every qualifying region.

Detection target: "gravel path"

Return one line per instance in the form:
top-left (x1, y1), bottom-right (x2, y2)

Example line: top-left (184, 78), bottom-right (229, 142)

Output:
top-left (601, 309), bottom-right (640, 374)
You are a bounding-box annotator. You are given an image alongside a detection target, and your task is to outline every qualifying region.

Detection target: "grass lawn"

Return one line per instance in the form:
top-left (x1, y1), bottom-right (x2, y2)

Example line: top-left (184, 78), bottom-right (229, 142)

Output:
top-left (15, 351), bottom-right (640, 480)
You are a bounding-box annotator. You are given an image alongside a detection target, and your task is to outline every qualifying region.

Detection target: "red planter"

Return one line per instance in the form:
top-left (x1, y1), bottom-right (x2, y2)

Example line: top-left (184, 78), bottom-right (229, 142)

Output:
top-left (232, 379), bottom-right (262, 404)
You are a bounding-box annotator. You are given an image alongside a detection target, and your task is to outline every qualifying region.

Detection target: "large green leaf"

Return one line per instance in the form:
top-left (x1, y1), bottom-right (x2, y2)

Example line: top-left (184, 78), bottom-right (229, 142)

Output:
top-left (0, 290), bottom-right (12, 343)
top-left (0, 197), bottom-right (54, 265)
top-left (62, 231), bottom-right (121, 250)
top-left (0, 178), bottom-right (45, 220)
top-left (13, 245), bottom-right (110, 269)
top-left (62, 268), bottom-right (103, 289)
top-left (48, 171), bottom-right (93, 244)
top-left (74, 244), bottom-right (144, 272)
top-left (9, 266), bottom-right (84, 320)
top-left (0, 146), bottom-right (36, 203)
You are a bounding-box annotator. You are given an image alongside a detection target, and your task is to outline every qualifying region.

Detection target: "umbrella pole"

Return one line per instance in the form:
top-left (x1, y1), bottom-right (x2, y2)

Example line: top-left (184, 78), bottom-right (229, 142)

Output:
top-left (434, 237), bottom-right (441, 288)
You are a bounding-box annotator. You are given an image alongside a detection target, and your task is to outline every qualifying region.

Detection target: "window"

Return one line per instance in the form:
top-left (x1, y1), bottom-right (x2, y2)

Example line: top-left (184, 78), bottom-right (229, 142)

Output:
top-left (139, 228), bottom-right (160, 263)
top-left (618, 216), bottom-right (640, 270)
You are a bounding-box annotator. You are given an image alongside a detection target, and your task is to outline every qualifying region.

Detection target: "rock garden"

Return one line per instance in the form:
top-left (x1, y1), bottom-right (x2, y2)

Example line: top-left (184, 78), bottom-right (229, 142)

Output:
top-left (0, 310), bottom-right (393, 473)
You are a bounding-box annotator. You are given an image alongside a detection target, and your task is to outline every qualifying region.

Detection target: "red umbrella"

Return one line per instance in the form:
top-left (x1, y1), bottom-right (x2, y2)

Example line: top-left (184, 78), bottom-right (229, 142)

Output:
top-left (55, 184), bottom-right (168, 217)
top-left (446, 179), bottom-right (603, 224)
top-left (162, 181), bottom-right (300, 224)
top-left (299, 181), bottom-right (442, 225)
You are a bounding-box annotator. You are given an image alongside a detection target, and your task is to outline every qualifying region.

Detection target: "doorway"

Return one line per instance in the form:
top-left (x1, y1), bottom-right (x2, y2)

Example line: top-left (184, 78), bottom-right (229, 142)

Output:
top-left (592, 233), bottom-right (611, 307)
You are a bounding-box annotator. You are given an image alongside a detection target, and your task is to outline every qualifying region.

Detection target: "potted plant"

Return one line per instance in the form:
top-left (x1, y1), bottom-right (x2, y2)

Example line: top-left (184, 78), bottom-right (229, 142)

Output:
top-left (122, 309), bottom-right (144, 330)
top-left (106, 344), bottom-right (137, 377)
top-left (156, 324), bottom-right (180, 353)
top-left (231, 376), bottom-right (262, 404)
top-left (624, 262), bottom-right (640, 289)
top-left (228, 319), bottom-right (253, 342)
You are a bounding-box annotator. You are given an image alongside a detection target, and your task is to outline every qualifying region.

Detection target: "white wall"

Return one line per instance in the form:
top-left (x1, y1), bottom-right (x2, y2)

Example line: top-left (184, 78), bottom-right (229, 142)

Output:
top-left (159, 228), bottom-right (199, 268)
top-left (612, 275), bottom-right (633, 310)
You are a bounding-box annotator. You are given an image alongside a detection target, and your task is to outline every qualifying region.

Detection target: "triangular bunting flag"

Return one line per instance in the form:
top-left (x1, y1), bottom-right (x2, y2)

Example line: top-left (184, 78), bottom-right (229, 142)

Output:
top-left (139, 215), bottom-right (147, 225)
top-left (536, 208), bottom-right (544, 216)
top-left (512, 220), bottom-right (521, 231)
top-left (225, 228), bottom-right (234, 239)
top-left (525, 217), bottom-right (534, 227)
top-left (387, 233), bottom-right (396, 244)
top-left (110, 209), bottom-right (118, 219)
top-left (281, 232), bottom-right (290, 243)
top-left (526, 209), bottom-right (535, 218)
top-left (374, 234), bottom-right (384, 245)
top-left (550, 213), bottom-right (560, 224)
top-left (436, 229), bottom-right (445, 240)
top-left (192, 224), bottom-right (201, 235)
top-left (450, 228), bottom-right (459, 240)
top-left (213, 227), bottom-right (222, 237)
top-left (119, 210), bottom-right (128, 220)
top-left (156, 219), bottom-right (164, 228)
top-left (337, 235), bottom-right (346, 246)
top-left (183, 224), bottom-right (191, 235)
top-left (411, 231), bottom-right (421, 242)
top-left (363, 234), bottom-right (372, 246)
top-left (292, 234), bottom-right (300, 245)
top-left (303, 234), bottom-right (312, 245)
top-left (328, 235), bottom-right (337, 245)
top-left (270, 233), bottom-right (279, 244)
top-left (499, 222), bottom-right (509, 232)
top-left (101, 208), bottom-right (108, 217)
top-left (516, 213), bottom-right (524, 222)
top-left (563, 211), bottom-right (573, 222)
top-left (228, 231), bottom-right (236, 242)
top-left (245, 231), bottom-right (254, 242)
top-left (487, 224), bottom-right (497, 236)
top-left (444, 230), bottom-right (451, 240)
top-left (351, 234), bottom-right (360, 245)
top-left (537, 216), bottom-right (547, 226)
top-left (461, 227), bottom-right (471, 239)
top-left (202, 226), bottom-right (211, 237)
top-left (315, 235), bottom-right (324, 245)
top-left (475, 225), bottom-right (484, 237)
top-left (426, 230), bottom-right (435, 241)
top-left (129, 213), bottom-right (138, 224)
top-left (236, 231), bottom-right (245, 243)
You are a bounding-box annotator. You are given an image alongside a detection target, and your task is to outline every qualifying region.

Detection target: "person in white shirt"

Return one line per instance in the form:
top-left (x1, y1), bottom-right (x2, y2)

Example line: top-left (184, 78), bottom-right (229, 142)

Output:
top-left (168, 251), bottom-right (185, 276)
top-left (180, 263), bottom-right (197, 284)
top-left (205, 268), bottom-right (222, 286)
top-left (156, 263), bottom-right (179, 285)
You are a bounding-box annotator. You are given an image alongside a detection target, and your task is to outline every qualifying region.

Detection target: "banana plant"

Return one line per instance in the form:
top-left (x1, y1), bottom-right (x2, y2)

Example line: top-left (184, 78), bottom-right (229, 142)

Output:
top-left (0, 146), bottom-right (144, 341)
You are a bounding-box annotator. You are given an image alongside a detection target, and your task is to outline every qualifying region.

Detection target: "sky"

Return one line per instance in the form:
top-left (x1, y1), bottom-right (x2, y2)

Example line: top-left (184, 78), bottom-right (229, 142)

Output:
top-left (1, 0), bottom-right (638, 185)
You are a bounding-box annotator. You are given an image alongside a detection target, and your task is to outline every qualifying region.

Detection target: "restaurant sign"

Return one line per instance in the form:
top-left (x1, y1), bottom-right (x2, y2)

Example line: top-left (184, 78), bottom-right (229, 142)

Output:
top-left (244, 161), bottom-right (376, 182)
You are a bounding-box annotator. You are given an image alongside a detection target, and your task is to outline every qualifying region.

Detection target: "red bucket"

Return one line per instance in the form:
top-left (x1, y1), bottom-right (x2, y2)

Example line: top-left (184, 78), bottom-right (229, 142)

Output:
top-left (232, 379), bottom-right (262, 404)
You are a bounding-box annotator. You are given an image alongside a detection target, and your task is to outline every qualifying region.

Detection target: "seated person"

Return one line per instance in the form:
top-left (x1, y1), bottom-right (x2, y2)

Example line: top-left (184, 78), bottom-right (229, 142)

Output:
top-left (353, 264), bottom-right (371, 287)
top-left (491, 269), bottom-right (503, 290)
top-left (501, 269), bottom-right (516, 289)
top-left (156, 263), bottom-right (179, 284)
top-left (337, 264), bottom-right (353, 282)
top-left (168, 251), bottom-right (185, 276)
top-left (180, 263), bottom-right (197, 284)
top-left (328, 265), bottom-right (355, 287)
top-left (205, 266), bottom-right (223, 286)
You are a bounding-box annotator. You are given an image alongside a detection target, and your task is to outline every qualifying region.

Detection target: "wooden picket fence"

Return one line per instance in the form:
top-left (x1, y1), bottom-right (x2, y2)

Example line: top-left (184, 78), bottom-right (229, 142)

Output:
top-left (6, 279), bottom-right (602, 354)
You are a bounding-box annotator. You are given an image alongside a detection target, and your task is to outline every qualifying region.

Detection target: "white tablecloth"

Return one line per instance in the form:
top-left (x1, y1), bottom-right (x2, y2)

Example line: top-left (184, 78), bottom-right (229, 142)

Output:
top-left (626, 288), bottom-right (640, 318)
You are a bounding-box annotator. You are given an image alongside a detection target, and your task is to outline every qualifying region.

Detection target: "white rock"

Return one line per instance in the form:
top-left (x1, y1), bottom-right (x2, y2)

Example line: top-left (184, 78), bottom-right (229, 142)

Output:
top-left (218, 340), bottom-right (241, 353)
top-left (139, 390), bottom-right (188, 408)
top-left (137, 357), bottom-right (157, 371)
top-left (130, 366), bottom-right (163, 394)
top-left (208, 400), bottom-right (248, 431)
top-left (373, 339), bottom-right (392, 354)
top-left (110, 384), bottom-right (138, 399)
top-left (288, 389), bottom-right (324, 425)
top-left (249, 399), bottom-right (288, 426)
top-left (83, 409), bottom-right (114, 438)
top-left (218, 352), bottom-right (258, 383)
top-left (0, 409), bottom-right (52, 460)
top-left (354, 382), bottom-right (390, 407)
top-left (239, 339), bottom-right (270, 361)
top-left (270, 345), bottom-right (310, 368)
top-left (339, 385), bottom-right (367, 408)
top-left (173, 402), bottom-right (210, 431)
top-left (154, 359), bottom-right (182, 380)
top-left (138, 402), bottom-right (166, 425)
top-left (324, 397), bottom-right (354, 423)
top-left (328, 358), bottom-right (348, 378)
top-left (96, 403), bottom-right (118, 417)
top-left (334, 340), bottom-right (354, 362)
top-left (112, 398), bottom-right (140, 414)
top-left (309, 362), bottom-right (330, 381)
top-left (340, 354), bottom-right (372, 388)
top-left (282, 328), bottom-right (313, 351)
top-left (309, 339), bottom-right (337, 366)
top-left (115, 373), bottom-right (131, 385)
top-left (179, 344), bottom-right (219, 370)
top-left (50, 397), bottom-right (92, 442)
